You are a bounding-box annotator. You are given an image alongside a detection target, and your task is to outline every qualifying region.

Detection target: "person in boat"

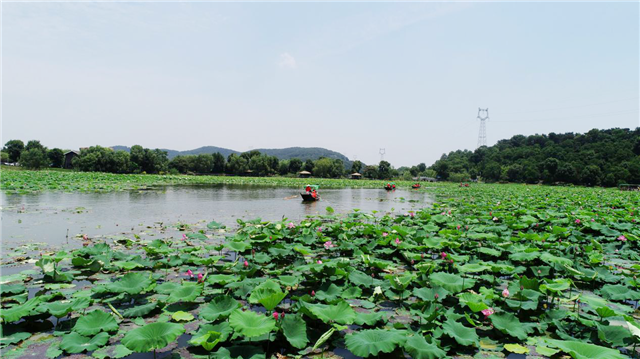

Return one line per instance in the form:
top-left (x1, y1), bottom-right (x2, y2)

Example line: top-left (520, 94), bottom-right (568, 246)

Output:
top-left (306, 185), bottom-right (312, 193)
top-left (312, 189), bottom-right (317, 199)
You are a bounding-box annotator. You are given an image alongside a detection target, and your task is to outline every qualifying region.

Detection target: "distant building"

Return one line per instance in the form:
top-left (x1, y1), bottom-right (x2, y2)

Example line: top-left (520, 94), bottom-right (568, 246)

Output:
top-left (299, 170), bottom-right (311, 178)
top-left (351, 172), bottom-right (362, 179)
top-left (64, 151), bottom-right (79, 169)
top-left (414, 176), bottom-right (436, 182)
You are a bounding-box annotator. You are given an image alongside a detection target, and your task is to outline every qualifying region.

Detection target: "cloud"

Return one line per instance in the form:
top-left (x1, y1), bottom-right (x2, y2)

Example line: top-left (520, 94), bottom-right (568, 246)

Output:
top-left (278, 53), bottom-right (297, 69)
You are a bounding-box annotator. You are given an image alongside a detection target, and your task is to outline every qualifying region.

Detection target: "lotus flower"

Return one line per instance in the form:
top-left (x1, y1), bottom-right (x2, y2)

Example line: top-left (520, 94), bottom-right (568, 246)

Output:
top-left (456, 225), bottom-right (461, 230)
top-left (317, 227), bottom-right (323, 232)
top-left (324, 241), bottom-right (334, 249)
top-left (441, 252), bottom-right (447, 260)
top-left (182, 234), bottom-right (187, 240)
top-left (382, 232), bottom-right (388, 237)
top-left (197, 273), bottom-right (203, 283)
top-left (421, 253), bottom-right (425, 259)
top-left (243, 260), bottom-right (249, 267)
top-left (502, 288), bottom-right (509, 298)
top-left (273, 312), bottom-right (279, 320)
top-left (481, 308), bottom-right (495, 318)
top-left (492, 217), bottom-right (498, 221)
top-left (317, 260), bottom-right (323, 264)
top-left (411, 259), bottom-right (415, 265)
top-left (311, 290), bottom-right (315, 296)
top-left (574, 219), bottom-right (581, 224)
top-left (395, 238), bottom-right (401, 245)
top-left (187, 269), bottom-right (193, 278)
top-left (82, 234), bottom-right (88, 240)
top-left (287, 222), bottom-right (295, 229)
top-left (617, 235), bottom-right (627, 242)
top-left (434, 293), bottom-right (439, 300)
top-left (281, 312), bottom-right (285, 318)
top-left (410, 212), bottom-right (415, 217)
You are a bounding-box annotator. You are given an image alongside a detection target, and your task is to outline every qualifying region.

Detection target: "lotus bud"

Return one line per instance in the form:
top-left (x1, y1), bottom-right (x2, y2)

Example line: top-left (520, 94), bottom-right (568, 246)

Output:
top-left (83, 234), bottom-right (88, 240)
top-left (520, 286), bottom-right (524, 291)
top-left (187, 269), bottom-right (193, 277)
top-left (502, 288), bottom-right (509, 298)
top-left (273, 312), bottom-right (279, 320)
top-left (182, 234), bottom-right (187, 240)
top-left (198, 273), bottom-right (203, 282)
top-left (441, 252), bottom-right (447, 260)
top-left (574, 219), bottom-right (580, 224)
top-left (411, 259), bottom-right (415, 265)
top-left (434, 293), bottom-right (439, 300)
top-left (244, 260), bottom-right (249, 267)
top-left (395, 238), bottom-right (401, 245)
top-left (311, 290), bottom-right (315, 296)
top-left (317, 260), bottom-right (322, 264)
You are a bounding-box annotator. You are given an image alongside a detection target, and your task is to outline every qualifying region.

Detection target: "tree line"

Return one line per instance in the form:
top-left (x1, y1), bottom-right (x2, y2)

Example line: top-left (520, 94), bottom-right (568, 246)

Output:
top-left (2, 141), bottom-right (426, 180)
top-left (431, 128), bottom-right (640, 186)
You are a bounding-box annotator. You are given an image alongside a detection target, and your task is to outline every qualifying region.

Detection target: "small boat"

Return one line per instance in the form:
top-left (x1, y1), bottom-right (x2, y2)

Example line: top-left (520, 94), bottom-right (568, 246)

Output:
top-left (384, 182), bottom-right (396, 191)
top-left (411, 183), bottom-right (421, 189)
top-left (301, 184), bottom-right (320, 201)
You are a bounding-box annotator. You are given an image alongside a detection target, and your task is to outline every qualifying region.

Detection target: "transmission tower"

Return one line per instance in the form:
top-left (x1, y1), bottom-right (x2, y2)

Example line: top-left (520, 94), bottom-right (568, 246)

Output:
top-left (379, 148), bottom-right (386, 162)
top-left (476, 108), bottom-right (489, 148)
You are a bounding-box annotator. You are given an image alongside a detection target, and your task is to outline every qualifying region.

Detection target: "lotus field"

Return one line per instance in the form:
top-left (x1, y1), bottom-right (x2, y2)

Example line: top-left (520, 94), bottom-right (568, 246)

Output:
top-left (1, 183), bottom-right (640, 359)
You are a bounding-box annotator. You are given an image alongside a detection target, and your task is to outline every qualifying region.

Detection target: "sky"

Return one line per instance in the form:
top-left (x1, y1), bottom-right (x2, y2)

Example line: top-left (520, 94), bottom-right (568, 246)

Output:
top-left (2, 1), bottom-right (639, 167)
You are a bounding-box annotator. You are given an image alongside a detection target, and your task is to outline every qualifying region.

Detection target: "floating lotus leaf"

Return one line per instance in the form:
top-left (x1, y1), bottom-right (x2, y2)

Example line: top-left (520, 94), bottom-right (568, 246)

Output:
top-left (305, 301), bottom-right (356, 325)
top-left (60, 332), bottom-right (110, 354)
top-left (600, 284), bottom-right (640, 301)
top-left (546, 339), bottom-right (628, 359)
top-left (73, 310), bottom-right (119, 336)
top-left (429, 273), bottom-right (475, 293)
top-left (122, 302), bottom-right (158, 318)
top-left (403, 335), bottom-right (446, 359)
top-left (228, 310), bottom-right (275, 338)
top-left (167, 282), bottom-right (202, 303)
top-left (345, 329), bottom-right (406, 357)
top-left (280, 314), bottom-right (309, 349)
top-left (106, 272), bottom-right (152, 295)
top-left (121, 322), bottom-right (185, 353)
top-left (171, 311), bottom-right (194, 322)
top-left (490, 312), bottom-right (535, 340)
top-left (0, 297), bottom-right (43, 322)
top-left (442, 319), bottom-right (479, 346)
top-left (200, 296), bottom-right (240, 321)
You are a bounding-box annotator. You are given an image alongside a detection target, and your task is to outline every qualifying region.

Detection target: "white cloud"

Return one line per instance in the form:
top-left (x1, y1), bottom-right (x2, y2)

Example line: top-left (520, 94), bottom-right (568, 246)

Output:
top-left (278, 53), bottom-right (297, 69)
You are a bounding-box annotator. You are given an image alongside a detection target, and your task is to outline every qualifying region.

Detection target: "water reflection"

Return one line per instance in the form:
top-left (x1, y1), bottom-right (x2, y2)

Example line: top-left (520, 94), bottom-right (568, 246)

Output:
top-left (1, 184), bottom-right (433, 247)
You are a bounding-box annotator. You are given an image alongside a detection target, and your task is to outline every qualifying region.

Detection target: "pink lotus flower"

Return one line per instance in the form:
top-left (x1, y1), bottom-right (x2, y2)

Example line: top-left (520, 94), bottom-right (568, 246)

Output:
top-left (410, 212), bottom-right (415, 217)
top-left (395, 238), bottom-right (401, 245)
top-left (287, 222), bottom-right (295, 229)
top-left (311, 290), bottom-right (315, 296)
top-left (441, 252), bottom-right (447, 260)
top-left (574, 219), bottom-right (581, 224)
top-left (281, 312), bottom-right (285, 318)
top-left (273, 312), bottom-right (279, 320)
top-left (456, 225), bottom-right (461, 230)
top-left (617, 235), bottom-right (627, 242)
top-left (244, 260), bottom-right (249, 267)
top-left (481, 308), bottom-right (494, 318)
top-left (187, 269), bottom-right (193, 278)
top-left (317, 260), bottom-right (323, 264)
top-left (82, 234), bottom-right (88, 241)
top-left (182, 234), bottom-right (187, 240)
top-left (502, 288), bottom-right (509, 298)
top-left (197, 273), bottom-right (203, 283)
top-left (317, 227), bottom-right (323, 232)
top-left (324, 241), bottom-right (334, 250)
top-left (591, 219), bottom-right (595, 222)
top-left (382, 232), bottom-right (388, 237)
top-left (434, 293), bottom-right (439, 300)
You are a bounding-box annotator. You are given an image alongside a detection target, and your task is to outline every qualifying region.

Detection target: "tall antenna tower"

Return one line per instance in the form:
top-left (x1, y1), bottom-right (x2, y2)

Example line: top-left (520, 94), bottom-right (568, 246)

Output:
top-left (477, 108), bottom-right (489, 148)
top-left (379, 148), bottom-right (386, 162)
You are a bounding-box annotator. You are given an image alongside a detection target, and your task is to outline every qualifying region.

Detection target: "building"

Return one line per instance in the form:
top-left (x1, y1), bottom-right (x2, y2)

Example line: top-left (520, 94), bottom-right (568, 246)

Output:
top-left (414, 176), bottom-right (436, 182)
top-left (63, 151), bottom-right (79, 169)
top-left (299, 170), bottom-right (311, 178)
top-left (351, 172), bottom-right (362, 179)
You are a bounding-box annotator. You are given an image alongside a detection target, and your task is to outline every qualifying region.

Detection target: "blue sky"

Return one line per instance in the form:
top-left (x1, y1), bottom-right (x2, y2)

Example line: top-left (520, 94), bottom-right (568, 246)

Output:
top-left (3, 2), bottom-right (638, 167)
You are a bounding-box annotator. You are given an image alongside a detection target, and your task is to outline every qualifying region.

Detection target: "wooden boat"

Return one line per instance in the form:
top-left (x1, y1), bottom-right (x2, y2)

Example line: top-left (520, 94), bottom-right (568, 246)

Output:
top-left (384, 182), bottom-right (396, 191)
top-left (301, 184), bottom-right (320, 201)
top-left (412, 183), bottom-right (421, 189)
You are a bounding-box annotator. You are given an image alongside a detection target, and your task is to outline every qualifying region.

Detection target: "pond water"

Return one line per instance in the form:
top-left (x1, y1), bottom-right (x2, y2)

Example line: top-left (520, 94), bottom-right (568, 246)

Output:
top-left (1, 184), bottom-right (433, 248)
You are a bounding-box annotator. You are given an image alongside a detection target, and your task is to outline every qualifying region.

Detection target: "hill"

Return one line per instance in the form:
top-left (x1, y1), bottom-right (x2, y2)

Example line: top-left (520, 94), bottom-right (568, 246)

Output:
top-left (110, 145), bottom-right (351, 163)
top-left (430, 128), bottom-right (640, 186)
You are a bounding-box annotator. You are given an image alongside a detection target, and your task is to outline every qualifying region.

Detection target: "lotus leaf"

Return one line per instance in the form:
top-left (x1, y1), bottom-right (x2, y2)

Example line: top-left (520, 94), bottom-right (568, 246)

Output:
top-left (345, 329), bottom-right (406, 357)
top-left (60, 332), bottom-right (110, 353)
top-left (403, 335), bottom-right (446, 359)
top-left (442, 319), bottom-right (479, 346)
top-left (305, 301), bottom-right (356, 325)
top-left (107, 272), bottom-right (152, 295)
top-left (200, 296), bottom-right (240, 321)
top-left (281, 314), bottom-right (309, 349)
top-left (121, 322), bottom-right (185, 352)
top-left (229, 310), bottom-right (275, 338)
top-left (73, 310), bottom-right (118, 336)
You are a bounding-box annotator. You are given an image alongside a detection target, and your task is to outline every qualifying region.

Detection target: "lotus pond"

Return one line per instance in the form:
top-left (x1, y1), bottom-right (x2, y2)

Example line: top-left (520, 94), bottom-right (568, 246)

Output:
top-left (1, 182), bottom-right (639, 359)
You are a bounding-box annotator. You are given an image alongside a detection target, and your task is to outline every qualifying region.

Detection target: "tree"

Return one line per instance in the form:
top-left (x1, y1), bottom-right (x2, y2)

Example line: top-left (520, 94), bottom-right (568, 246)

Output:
top-left (19, 148), bottom-right (49, 169)
top-left (226, 154), bottom-right (248, 175)
top-left (579, 165), bottom-right (602, 186)
top-left (48, 148), bottom-right (65, 168)
top-left (278, 160), bottom-right (290, 175)
top-left (212, 153), bottom-right (225, 173)
top-left (351, 160), bottom-right (363, 174)
top-left (313, 158), bottom-right (334, 178)
top-left (378, 161), bottom-right (391, 180)
top-left (3, 140), bottom-right (24, 162)
top-left (25, 140), bottom-right (45, 152)
top-left (289, 158), bottom-right (302, 174)
top-left (193, 154), bottom-right (214, 173)
top-left (363, 165), bottom-right (378, 179)
top-left (129, 145), bottom-right (145, 173)
top-left (1, 151), bottom-right (9, 163)
top-left (303, 159), bottom-right (314, 172)
top-left (417, 163), bottom-right (427, 173)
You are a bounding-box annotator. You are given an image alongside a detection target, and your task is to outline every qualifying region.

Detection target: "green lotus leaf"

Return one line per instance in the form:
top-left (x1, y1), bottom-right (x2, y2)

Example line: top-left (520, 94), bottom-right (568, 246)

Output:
top-left (106, 272), bottom-right (152, 295)
top-left (40, 297), bottom-right (90, 318)
top-left (600, 284), bottom-right (640, 301)
top-left (314, 283), bottom-right (343, 302)
top-left (190, 330), bottom-right (222, 351)
top-left (224, 241), bottom-right (251, 252)
top-left (213, 345), bottom-right (265, 359)
top-left (490, 312), bottom-right (536, 340)
top-left (345, 329), bottom-right (406, 357)
top-left (249, 288), bottom-right (288, 311)
top-left (172, 311), bottom-right (194, 322)
top-left (121, 322), bottom-right (185, 353)
top-left (546, 339), bottom-right (628, 359)
top-left (354, 311), bottom-right (385, 326)
top-left (277, 275), bottom-right (302, 287)
top-left (122, 302), bottom-right (158, 318)
top-left (0, 331), bottom-right (31, 347)
top-left (429, 272), bottom-right (475, 293)
top-left (156, 281), bottom-right (180, 294)
top-left (281, 314), bottom-right (309, 349)
top-left (0, 297), bottom-right (43, 322)
top-left (193, 322), bottom-right (233, 342)
top-left (458, 263), bottom-right (492, 273)
top-left (404, 335), bottom-right (446, 359)
top-left (349, 270), bottom-right (377, 287)
top-left (228, 310), bottom-right (275, 338)
top-left (0, 284), bottom-right (26, 295)
top-left (305, 301), bottom-right (356, 325)
top-left (167, 282), bottom-right (203, 303)
top-left (596, 323), bottom-right (631, 347)
top-left (341, 286), bottom-right (362, 299)
top-left (200, 296), bottom-right (240, 321)
top-left (73, 310), bottom-right (119, 336)
top-left (187, 232), bottom-right (208, 240)
top-left (207, 274), bottom-right (240, 285)
top-left (442, 319), bottom-right (479, 346)
top-left (413, 287), bottom-right (449, 302)
top-left (60, 332), bottom-right (110, 354)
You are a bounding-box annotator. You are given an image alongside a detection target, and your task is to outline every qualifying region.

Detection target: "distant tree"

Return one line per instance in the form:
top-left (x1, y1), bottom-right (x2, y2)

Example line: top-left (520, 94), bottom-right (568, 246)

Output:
top-left (483, 163), bottom-right (501, 182)
top-left (378, 160), bottom-right (391, 180)
top-left (20, 148), bottom-right (49, 169)
top-left (248, 155), bottom-right (272, 176)
top-left (363, 165), bottom-right (378, 179)
top-left (169, 156), bottom-right (193, 174)
top-left (278, 160), bottom-right (290, 175)
top-left (579, 165), bottom-right (602, 186)
top-left (241, 150), bottom-right (262, 161)
top-left (226, 154), bottom-right (248, 175)
top-left (331, 159), bottom-right (345, 177)
top-left (193, 154), bottom-right (214, 173)
top-left (1, 151), bottom-right (9, 163)
top-left (417, 163), bottom-right (427, 173)
top-left (633, 137), bottom-right (640, 156)
top-left (506, 164), bottom-right (523, 182)
top-left (25, 140), bottom-right (45, 152)
top-left (289, 158), bottom-right (302, 173)
top-left (351, 160), bottom-right (363, 174)
top-left (48, 148), bottom-right (65, 168)
top-left (556, 162), bottom-right (578, 184)
top-left (129, 145), bottom-right (145, 173)
top-left (303, 159), bottom-right (314, 172)
top-left (212, 153), bottom-right (225, 173)
top-left (3, 140), bottom-right (24, 162)
top-left (111, 151), bottom-right (131, 173)
top-left (313, 158), bottom-right (334, 178)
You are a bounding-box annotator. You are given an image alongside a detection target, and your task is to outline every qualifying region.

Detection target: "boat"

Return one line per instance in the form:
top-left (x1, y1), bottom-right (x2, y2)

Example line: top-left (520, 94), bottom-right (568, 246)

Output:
top-left (301, 184), bottom-right (320, 201)
top-left (384, 182), bottom-right (396, 191)
top-left (411, 183), bottom-right (421, 189)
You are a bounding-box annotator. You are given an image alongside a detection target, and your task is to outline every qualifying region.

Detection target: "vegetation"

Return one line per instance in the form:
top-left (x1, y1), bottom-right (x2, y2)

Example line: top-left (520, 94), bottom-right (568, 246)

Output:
top-left (432, 128), bottom-right (640, 186)
top-left (1, 184), bottom-right (639, 358)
